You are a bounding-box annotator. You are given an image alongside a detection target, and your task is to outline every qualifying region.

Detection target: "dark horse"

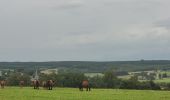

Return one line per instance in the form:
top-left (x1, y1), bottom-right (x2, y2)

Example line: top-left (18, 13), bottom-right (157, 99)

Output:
top-left (42, 80), bottom-right (54, 90)
top-left (0, 80), bottom-right (5, 89)
top-left (32, 80), bottom-right (40, 89)
top-left (79, 80), bottom-right (91, 91)
top-left (19, 81), bottom-right (24, 88)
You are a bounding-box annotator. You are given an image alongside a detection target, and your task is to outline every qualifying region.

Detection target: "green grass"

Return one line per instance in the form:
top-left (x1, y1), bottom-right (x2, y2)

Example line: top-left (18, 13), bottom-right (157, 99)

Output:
top-left (160, 71), bottom-right (170, 75)
top-left (117, 75), bottom-right (133, 80)
top-left (155, 78), bottom-right (170, 83)
top-left (1, 87), bottom-right (170, 100)
top-left (84, 73), bottom-right (104, 77)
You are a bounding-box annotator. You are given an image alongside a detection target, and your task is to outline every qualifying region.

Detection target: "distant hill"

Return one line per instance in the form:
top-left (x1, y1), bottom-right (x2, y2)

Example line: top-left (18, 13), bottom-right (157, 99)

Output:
top-left (0, 60), bottom-right (170, 72)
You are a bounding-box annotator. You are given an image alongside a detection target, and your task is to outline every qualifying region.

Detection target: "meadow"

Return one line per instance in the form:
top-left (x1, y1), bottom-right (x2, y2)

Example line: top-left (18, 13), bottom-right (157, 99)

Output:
top-left (0, 87), bottom-right (170, 100)
top-left (154, 78), bottom-right (170, 83)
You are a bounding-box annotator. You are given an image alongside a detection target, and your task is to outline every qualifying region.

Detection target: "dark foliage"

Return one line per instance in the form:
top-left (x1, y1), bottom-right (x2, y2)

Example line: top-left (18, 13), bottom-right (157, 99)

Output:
top-left (1, 60), bottom-right (170, 73)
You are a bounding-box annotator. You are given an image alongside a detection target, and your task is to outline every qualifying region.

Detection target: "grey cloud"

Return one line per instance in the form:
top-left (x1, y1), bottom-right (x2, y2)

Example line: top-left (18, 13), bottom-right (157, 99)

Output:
top-left (0, 0), bottom-right (170, 61)
top-left (34, 0), bottom-right (84, 10)
top-left (155, 19), bottom-right (170, 29)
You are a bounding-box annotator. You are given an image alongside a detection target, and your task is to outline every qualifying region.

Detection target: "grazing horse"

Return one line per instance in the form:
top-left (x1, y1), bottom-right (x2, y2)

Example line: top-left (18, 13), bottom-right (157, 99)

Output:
top-left (46, 80), bottom-right (54, 90)
top-left (19, 81), bottom-right (24, 88)
top-left (0, 80), bottom-right (5, 89)
top-left (42, 80), bottom-right (54, 90)
top-left (33, 80), bottom-right (40, 89)
top-left (79, 80), bottom-right (91, 91)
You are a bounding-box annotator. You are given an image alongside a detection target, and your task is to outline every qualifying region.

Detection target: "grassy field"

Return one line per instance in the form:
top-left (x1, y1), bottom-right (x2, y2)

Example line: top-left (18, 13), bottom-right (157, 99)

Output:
top-left (1, 87), bottom-right (170, 100)
top-left (155, 78), bottom-right (170, 83)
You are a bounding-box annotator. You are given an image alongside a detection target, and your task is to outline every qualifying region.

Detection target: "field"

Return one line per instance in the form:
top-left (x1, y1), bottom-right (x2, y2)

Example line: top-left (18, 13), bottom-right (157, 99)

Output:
top-left (155, 78), bottom-right (170, 83)
top-left (1, 87), bottom-right (170, 100)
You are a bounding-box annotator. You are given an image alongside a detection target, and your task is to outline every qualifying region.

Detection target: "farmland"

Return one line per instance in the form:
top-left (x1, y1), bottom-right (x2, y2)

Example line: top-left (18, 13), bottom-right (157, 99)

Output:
top-left (0, 87), bottom-right (170, 100)
top-left (155, 78), bottom-right (170, 83)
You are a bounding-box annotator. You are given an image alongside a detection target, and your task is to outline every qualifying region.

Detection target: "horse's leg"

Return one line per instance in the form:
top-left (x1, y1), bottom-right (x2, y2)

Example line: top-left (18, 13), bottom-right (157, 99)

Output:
top-left (79, 87), bottom-right (82, 91)
top-left (34, 84), bottom-right (37, 89)
top-left (87, 85), bottom-right (90, 91)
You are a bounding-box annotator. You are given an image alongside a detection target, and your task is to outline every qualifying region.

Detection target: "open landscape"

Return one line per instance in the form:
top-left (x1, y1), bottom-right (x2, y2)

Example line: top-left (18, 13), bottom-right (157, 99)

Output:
top-left (1, 61), bottom-right (170, 100)
top-left (1, 0), bottom-right (170, 100)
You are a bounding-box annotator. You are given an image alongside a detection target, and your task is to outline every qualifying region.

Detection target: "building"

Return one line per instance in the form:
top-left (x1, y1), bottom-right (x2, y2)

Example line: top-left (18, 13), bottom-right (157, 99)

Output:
top-left (31, 68), bottom-right (39, 81)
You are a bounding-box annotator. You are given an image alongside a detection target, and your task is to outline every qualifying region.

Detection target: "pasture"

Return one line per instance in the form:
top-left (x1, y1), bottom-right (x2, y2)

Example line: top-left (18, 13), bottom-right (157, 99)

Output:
top-left (155, 78), bottom-right (170, 83)
top-left (0, 87), bottom-right (170, 100)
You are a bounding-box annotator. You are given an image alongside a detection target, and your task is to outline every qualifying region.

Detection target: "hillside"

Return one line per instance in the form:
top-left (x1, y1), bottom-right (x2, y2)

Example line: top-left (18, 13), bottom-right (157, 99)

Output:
top-left (0, 60), bottom-right (170, 72)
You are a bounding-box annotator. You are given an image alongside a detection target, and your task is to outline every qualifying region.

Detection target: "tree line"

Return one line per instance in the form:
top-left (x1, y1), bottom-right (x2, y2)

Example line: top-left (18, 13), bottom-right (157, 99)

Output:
top-left (1, 60), bottom-right (170, 73)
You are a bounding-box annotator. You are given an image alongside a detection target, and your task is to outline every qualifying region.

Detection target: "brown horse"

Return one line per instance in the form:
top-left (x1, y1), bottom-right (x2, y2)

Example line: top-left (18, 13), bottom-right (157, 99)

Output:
top-left (42, 80), bottom-right (54, 90)
top-left (0, 80), bottom-right (6, 89)
top-left (79, 80), bottom-right (91, 91)
top-left (32, 80), bottom-right (40, 89)
top-left (19, 81), bottom-right (24, 88)
top-left (47, 80), bottom-right (54, 90)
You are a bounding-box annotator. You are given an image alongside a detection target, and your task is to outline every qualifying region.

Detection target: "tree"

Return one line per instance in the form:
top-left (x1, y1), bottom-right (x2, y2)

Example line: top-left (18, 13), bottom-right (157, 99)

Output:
top-left (58, 72), bottom-right (86, 87)
top-left (149, 80), bottom-right (161, 90)
top-left (39, 72), bottom-right (86, 87)
top-left (162, 73), bottom-right (167, 78)
top-left (7, 72), bottom-right (30, 86)
top-left (103, 70), bottom-right (119, 88)
top-left (89, 75), bottom-right (105, 88)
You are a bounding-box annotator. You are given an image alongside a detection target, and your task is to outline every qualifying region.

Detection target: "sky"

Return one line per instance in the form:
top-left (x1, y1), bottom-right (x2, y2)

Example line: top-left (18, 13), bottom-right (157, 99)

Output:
top-left (0, 0), bottom-right (170, 61)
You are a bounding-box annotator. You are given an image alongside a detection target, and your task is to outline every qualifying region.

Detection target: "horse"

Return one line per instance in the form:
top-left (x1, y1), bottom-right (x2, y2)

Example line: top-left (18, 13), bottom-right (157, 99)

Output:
top-left (46, 80), bottom-right (54, 90)
top-left (42, 80), bottom-right (54, 90)
top-left (0, 80), bottom-right (6, 89)
top-left (79, 80), bottom-right (91, 91)
top-left (32, 80), bottom-right (40, 89)
top-left (19, 81), bottom-right (24, 88)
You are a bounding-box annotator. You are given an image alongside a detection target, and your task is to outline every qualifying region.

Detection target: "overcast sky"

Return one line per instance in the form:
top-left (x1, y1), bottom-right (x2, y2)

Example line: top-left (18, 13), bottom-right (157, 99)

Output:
top-left (0, 0), bottom-right (170, 61)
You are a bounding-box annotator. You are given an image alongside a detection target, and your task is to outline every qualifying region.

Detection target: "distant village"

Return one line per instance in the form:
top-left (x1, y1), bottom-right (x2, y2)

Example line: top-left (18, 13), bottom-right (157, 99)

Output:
top-left (0, 67), bottom-right (169, 82)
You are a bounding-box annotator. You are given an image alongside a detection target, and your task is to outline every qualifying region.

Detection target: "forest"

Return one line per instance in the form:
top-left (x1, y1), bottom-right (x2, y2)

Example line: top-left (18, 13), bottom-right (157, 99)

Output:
top-left (1, 60), bottom-right (170, 73)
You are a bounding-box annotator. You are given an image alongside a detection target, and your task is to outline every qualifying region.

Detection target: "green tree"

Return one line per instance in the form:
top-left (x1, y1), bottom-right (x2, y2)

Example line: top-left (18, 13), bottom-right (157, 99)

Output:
top-left (7, 72), bottom-right (30, 86)
top-left (103, 70), bottom-right (119, 88)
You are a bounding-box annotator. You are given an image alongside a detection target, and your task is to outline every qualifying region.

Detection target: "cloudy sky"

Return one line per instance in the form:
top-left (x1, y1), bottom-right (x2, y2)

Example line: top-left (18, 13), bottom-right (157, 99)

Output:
top-left (0, 0), bottom-right (170, 61)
